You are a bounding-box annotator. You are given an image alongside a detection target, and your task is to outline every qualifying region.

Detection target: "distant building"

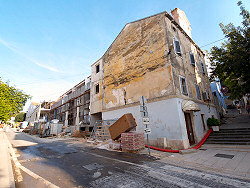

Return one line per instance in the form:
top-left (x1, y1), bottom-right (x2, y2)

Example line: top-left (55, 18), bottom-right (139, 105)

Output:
top-left (26, 101), bottom-right (51, 127)
top-left (210, 79), bottom-right (227, 116)
top-left (50, 76), bottom-right (91, 133)
top-left (90, 9), bottom-right (218, 149)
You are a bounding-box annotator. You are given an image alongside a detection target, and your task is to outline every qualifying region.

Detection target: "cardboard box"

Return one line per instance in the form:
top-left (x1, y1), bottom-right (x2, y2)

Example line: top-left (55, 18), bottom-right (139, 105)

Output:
top-left (108, 113), bottom-right (137, 140)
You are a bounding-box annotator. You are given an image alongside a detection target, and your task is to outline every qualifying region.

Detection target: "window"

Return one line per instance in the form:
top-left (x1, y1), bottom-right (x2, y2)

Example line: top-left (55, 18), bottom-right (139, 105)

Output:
top-left (96, 64), bottom-right (100, 73)
top-left (200, 62), bottom-right (205, 74)
top-left (180, 76), bottom-right (188, 95)
top-left (189, 52), bottom-right (195, 66)
top-left (95, 84), bottom-right (99, 94)
top-left (174, 38), bottom-right (181, 55)
top-left (201, 114), bottom-right (206, 131)
top-left (195, 84), bottom-right (201, 100)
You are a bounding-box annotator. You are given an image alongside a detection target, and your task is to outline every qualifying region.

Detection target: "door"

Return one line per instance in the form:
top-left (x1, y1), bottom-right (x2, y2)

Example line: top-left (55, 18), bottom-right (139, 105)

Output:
top-left (184, 112), bottom-right (195, 145)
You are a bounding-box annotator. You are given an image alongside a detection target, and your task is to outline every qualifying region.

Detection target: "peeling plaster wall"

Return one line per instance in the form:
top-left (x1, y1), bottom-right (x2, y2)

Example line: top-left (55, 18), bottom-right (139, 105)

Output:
top-left (90, 59), bottom-right (103, 114)
top-left (102, 13), bottom-right (175, 110)
top-left (164, 17), bottom-right (213, 102)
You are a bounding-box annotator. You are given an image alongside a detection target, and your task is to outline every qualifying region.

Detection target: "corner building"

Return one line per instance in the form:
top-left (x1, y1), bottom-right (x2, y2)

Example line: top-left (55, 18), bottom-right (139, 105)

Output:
top-left (90, 8), bottom-right (218, 149)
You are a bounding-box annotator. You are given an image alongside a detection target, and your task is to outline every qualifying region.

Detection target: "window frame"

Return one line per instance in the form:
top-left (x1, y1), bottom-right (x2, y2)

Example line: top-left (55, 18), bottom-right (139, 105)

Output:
top-left (200, 62), bottom-right (205, 74)
top-left (189, 52), bottom-right (195, 66)
top-left (195, 84), bottom-right (201, 100)
top-left (173, 38), bottom-right (181, 55)
top-left (179, 76), bottom-right (188, 96)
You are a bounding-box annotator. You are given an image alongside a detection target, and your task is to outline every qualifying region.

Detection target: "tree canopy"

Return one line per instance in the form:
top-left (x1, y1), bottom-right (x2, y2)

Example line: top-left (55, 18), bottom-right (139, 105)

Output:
top-left (209, 1), bottom-right (249, 99)
top-left (15, 112), bottom-right (26, 122)
top-left (0, 78), bottom-right (31, 122)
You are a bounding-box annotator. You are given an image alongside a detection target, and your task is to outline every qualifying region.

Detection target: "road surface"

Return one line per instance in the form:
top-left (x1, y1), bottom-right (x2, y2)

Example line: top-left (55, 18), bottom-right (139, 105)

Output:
top-left (5, 129), bottom-right (250, 188)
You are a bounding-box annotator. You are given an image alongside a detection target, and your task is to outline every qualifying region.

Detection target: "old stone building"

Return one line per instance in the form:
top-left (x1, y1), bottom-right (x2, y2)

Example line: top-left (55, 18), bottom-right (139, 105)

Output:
top-left (50, 76), bottom-right (91, 133)
top-left (90, 8), bottom-right (218, 149)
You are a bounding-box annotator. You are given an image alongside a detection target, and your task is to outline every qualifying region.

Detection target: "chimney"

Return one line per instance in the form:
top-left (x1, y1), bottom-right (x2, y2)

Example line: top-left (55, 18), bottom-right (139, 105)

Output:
top-left (171, 8), bottom-right (192, 38)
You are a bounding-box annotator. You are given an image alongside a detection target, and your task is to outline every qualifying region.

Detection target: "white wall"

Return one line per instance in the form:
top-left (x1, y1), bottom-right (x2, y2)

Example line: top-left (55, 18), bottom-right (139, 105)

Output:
top-left (90, 58), bottom-right (103, 114)
top-left (103, 97), bottom-right (187, 141)
top-left (103, 97), bottom-right (218, 144)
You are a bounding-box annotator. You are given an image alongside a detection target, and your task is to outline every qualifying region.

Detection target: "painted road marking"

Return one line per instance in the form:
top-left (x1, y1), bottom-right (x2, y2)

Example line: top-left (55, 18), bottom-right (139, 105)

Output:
top-left (4, 133), bottom-right (59, 188)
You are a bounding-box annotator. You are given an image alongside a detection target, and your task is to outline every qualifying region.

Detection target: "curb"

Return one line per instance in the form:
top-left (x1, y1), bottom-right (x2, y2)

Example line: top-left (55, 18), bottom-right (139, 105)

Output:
top-left (2, 132), bottom-right (16, 188)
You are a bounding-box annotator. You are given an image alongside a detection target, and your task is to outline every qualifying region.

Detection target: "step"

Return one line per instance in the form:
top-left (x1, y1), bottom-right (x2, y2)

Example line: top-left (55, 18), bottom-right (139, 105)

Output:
top-left (210, 131), bottom-right (250, 135)
top-left (220, 127), bottom-right (250, 132)
top-left (208, 135), bottom-right (250, 139)
top-left (207, 138), bottom-right (250, 142)
top-left (205, 141), bottom-right (250, 145)
top-left (215, 130), bottom-right (250, 134)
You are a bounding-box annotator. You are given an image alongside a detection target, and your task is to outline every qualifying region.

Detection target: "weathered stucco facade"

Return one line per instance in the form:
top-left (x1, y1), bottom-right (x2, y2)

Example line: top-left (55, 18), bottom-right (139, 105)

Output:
top-left (90, 10), bottom-right (218, 149)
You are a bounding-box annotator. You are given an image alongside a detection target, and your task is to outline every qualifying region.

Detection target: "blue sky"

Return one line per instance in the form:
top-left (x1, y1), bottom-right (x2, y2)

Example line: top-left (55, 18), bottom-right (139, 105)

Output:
top-left (0, 0), bottom-right (249, 110)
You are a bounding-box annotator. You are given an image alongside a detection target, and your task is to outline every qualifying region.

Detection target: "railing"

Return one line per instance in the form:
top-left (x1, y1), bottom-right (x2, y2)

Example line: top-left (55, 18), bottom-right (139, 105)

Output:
top-left (91, 119), bottom-right (118, 140)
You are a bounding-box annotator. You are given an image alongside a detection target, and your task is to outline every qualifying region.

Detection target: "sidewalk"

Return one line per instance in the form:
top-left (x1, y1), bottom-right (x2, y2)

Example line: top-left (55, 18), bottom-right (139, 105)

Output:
top-left (0, 129), bottom-right (15, 188)
top-left (158, 111), bottom-right (250, 180)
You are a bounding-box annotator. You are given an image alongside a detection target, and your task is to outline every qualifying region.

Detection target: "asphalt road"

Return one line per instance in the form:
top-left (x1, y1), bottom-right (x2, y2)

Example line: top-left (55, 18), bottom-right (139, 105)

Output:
top-left (5, 129), bottom-right (250, 188)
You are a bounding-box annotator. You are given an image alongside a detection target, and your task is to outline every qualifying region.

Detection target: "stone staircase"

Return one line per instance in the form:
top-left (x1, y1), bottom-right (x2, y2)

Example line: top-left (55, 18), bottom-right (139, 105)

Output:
top-left (205, 128), bottom-right (250, 145)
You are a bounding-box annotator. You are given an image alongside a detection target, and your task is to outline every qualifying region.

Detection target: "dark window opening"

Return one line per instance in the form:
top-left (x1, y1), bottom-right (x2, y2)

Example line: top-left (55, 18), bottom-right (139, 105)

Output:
top-left (95, 84), bottom-right (99, 94)
top-left (89, 127), bottom-right (94, 132)
top-left (96, 64), bottom-right (100, 73)
top-left (80, 127), bottom-right (86, 131)
top-left (201, 62), bottom-right (205, 74)
top-left (180, 77), bottom-right (188, 95)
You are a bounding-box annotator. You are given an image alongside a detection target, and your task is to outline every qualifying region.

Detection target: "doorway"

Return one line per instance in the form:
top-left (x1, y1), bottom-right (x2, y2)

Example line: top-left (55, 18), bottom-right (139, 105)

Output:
top-left (184, 112), bottom-right (195, 145)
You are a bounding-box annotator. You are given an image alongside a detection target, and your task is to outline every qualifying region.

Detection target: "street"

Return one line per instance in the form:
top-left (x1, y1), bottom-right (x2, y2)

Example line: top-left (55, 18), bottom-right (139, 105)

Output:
top-left (3, 129), bottom-right (250, 188)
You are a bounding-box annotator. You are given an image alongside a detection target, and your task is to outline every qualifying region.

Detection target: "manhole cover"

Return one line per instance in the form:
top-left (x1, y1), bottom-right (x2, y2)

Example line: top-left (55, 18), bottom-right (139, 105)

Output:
top-left (82, 163), bottom-right (104, 171)
top-left (214, 153), bottom-right (234, 159)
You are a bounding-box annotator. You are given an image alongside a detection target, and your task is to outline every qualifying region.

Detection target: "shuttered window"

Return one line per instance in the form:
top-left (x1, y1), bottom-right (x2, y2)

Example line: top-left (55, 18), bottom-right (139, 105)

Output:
top-left (189, 52), bottom-right (195, 66)
top-left (174, 38), bottom-right (181, 55)
top-left (195, 84), bottom-right (201, 100)
top-left (180, 76), bottom-right (188, 95)
top-left (200, 62), bottom-right (205, 74)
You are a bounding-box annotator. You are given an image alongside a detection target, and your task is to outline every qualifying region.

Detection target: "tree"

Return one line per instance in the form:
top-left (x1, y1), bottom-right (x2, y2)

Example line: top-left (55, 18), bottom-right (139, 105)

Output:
top-left (209, 1), bottom-right (250, 99)
top-left (15, 112), bottom-right (26, 122)
top-left (0, 78), bottom-right (31, 122)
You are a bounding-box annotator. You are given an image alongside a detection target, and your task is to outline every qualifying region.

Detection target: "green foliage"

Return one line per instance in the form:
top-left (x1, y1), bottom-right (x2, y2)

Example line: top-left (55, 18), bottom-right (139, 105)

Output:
top-left (209, 1), bottom-right (250, 99)
top-left (15, 112), bottom-right (26, 122)
top-left (0, 78), bottom-right (31, 122)
top-left (207, 117), bottom-right (221, 126)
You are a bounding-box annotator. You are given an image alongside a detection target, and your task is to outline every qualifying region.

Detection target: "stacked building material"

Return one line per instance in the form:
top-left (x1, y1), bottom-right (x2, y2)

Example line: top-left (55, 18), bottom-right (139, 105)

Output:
top-left (121, 131), bottom-right (145, 151)
top-left (109, 113), bottom-right (137, 140)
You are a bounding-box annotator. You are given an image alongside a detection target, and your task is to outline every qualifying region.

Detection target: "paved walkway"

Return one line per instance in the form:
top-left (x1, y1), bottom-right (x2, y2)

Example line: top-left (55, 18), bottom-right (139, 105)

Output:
top-left (157, 111), bottom-right (250, 180)
top-left (0, 129), bottom-right (15, 188)
top-left (159, 145), bottom-right (250, 180)
top-left (221, 109), bottom-right (250, 129)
